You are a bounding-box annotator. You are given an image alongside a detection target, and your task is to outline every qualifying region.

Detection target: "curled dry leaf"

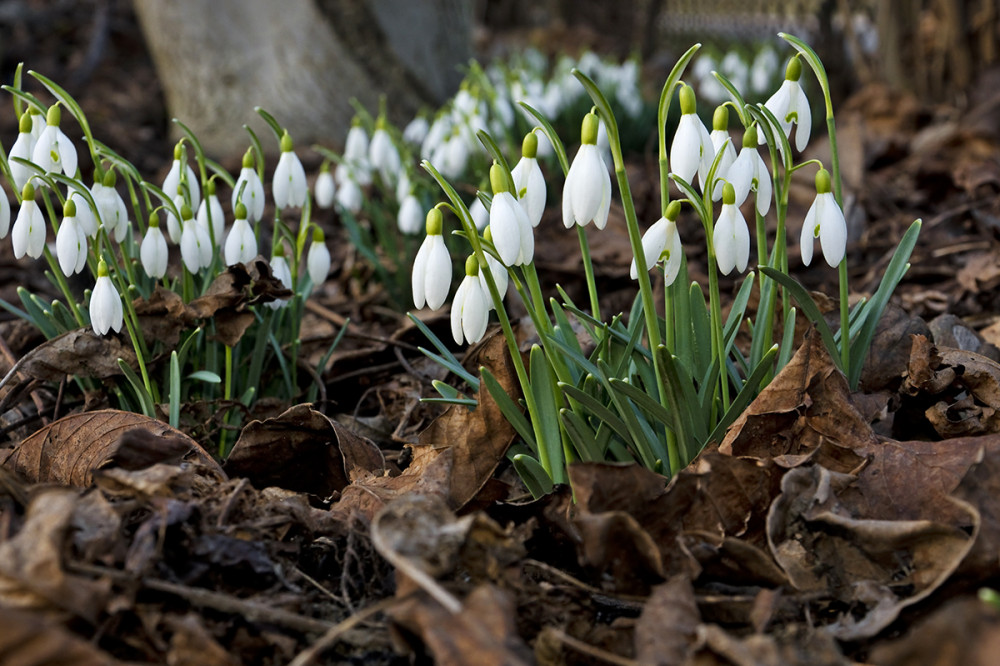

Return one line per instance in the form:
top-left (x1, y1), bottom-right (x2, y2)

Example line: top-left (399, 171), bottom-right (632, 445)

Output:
top-left (224, 403), bottom-right (384, 498)
top-left (869, 596), bottom-right (1000, 666)
top-left (633, 575), bottom-right (700, 666)
top-left (9, 328), bottom-right (137, 383)
top-left (0, 409), bottom-right (222, 486)
top-left (0, 605), bottom-right (121, 666)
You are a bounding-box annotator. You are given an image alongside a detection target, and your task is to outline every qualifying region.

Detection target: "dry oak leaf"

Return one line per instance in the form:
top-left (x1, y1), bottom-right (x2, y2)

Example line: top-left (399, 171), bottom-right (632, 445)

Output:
top-left (0, 410), bottom-right (222, 486)
top-left (634, 575), bottom-right (700, 666)
top-left (9, 328), bottom-right (137, 382)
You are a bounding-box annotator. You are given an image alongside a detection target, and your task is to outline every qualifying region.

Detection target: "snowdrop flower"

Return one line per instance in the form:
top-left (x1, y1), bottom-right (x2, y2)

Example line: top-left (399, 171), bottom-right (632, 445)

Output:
top-left (179, 205), bottom-right (212, 272)
top-left (336, 176), bottom-right (362, 214)
top-left (307, 227), bottom-right (331, 287)
top-left (511, 131), bottom-right (546, 227)
top-left (28, 106), bottom-right (45, 142)
top-left (92, 170), bottom-right (130, 242)
top-left (439, 132), bottom-right (469, 180)
top-left (90, 259), bottom-right (123, 336)
top-left (720, 51), bottom-right (749, 95)
top-left (267, 244), bottom-right (293, 310)
top-left (31, 105), bottom-right (77, 179)
top-left (727, 125), bottom-right (772, 216)
top-left (703, 106), bottom-right (737, 200)
top-left (713, 183), bottom-right (750, 275)
top-left (56, 198), bottom-right (87, 276)
top-left (761, 57), bottom-right (811, 152)
top-left (314, 163), bottom-right (336, 209)
top-left (224, 202), bottom-right (257, 266)
top-left (669, 84), bottom-right (713, 188)
top-left (0, 184), bottom-right (9, 238)
top-left (451, 255), bottom-right (489, 345)
top-left (489, 163), bottom-right (533, 266)
top-left (411, 208), bottom-right (451, 310)
top-left (469, 195), bottom-right (489, 231)
top-left (338, 119), bottom-right (371, 186)
top-left (164, 187), bottom-right (186, 244)
top-left (369, 117), bottom-right (401, 185)
top-left (162, 142), bottom-right (200, 211)
top-left (800, 168), bottom-right (847, 267)
top-left (751, 47), bottom-right (780, 95)
top-left (479, 226), bottom-right (508, 307)
top-left (403, 115), bottom-right (429, 145)
top-left (397, 191), bottom-right (423, 234)
top-left (630, 201), bottom-right (683, 285)
top-left (8, 111), bottom-right (35, 192)
top-left (232, 148), bottom-right (265, 223)
top-left (67, 188), bottom-right (97, 238)
top-left (140, 213), bottom-right (169, 279)
top-left (197, 179), bottom-right (226, 246)
top-left (12, 183), bottom-right (45, 259)
top-left (272, 131), bottom-right (308, 209)
top-left (563, 112), bottom-right (611, 230)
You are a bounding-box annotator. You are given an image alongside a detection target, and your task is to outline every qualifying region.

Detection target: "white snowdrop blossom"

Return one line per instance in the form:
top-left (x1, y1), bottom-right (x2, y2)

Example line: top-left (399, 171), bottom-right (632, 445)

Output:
top-left (31, 105), bottom-right (77, 179)
top-left (479, 227), bottom-right (508, 309)
top-left (411, 208), bottom-right (451, 310)
top-left (164, 189), bottom-right (186, 244)
top-left (369, 119), bottom-right (401, 185)
top-left (563, 112), bottom-right (611, 230)
top-left (703, 106), bottom-right (737, 200)
top-left (489, 164), bottom-right (534, 266)
top-left (307, 228), bottom-right (331, 287)
top-left (336, 176), bottom-right (363, 214)
top-left (314, 164), bottom-right (336, 209)
top-left (180, 207), bottom-right (211, 272)
top-left (511, 131), bottom-right (546, 227)
top-left (727, 125), bottom-right (772, 216)
top-left (630, 202), bottom-right (683, 286)
top-left (8, 111), bottom-right (35, 192)
top-left (197, 180), bottom-right (226, 246)
top-left (162, 147), bottom-right (201, 212)
top-left (0, 184), bottom-right (9, 238)
top-left (267, 248), bottom-right (293, 310)
top-left (451, 256), bottom-right (489, 345)
top-left (397, 192), bottom-right (423, 235)
top-left (761, 57), bottom-right (812, 152)
top-left (225, 203), bottom-right (257, 266)
top-left (92, 171), bottom-right (130, 242)
top-left (439, 132), bottom-right (469, 180)
top-left (402, 116), bottom-right (429, 145)
top-left (232, 149), bottom-right (265, 223)
top-left (140, 215), bottom-right (169, 279)
top-left (713, 183), bottom-right (750, 275)
top-left (669, 84), bottom-right (713, 187)
top-left (90, 260), bottom-right (123, 336)
top-left (470, 196), bottom-right (489, 231)
top-left (800, 168), bottom-right (847, 268)
top-left (69, 189), bottom-right (97, 238)
top-left (339, 121), bottom-right (371, 186)
top-left (751, 47), bottom-right (780, 95)
top-left (11, 183), bottom-right (45, 259)
top-left (272, 131), bottom-right (308, 209)
top-left (56, 199), bottom-right (87, 276)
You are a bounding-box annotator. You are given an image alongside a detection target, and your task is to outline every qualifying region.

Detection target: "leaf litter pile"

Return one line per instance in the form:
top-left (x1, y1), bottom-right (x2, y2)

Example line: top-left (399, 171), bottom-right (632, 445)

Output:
top-left (6, 34), bottom-right (1000, 666)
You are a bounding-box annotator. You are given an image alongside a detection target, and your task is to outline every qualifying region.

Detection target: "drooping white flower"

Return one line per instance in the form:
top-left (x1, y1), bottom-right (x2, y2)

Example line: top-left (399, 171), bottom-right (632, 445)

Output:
top-left (179, 206), bottom-right (211, 272)
top-left (800, 168), bottom-right (847, 268)
top-left (224, 203), bottom-right (257, 266)
top-left (726, 125), bottom-right (772, 216)
top-left (336, 176), bottom-right (362, 214)
top-left (451, 255), bottom-right (489, 345)
top-left (92, 170), bottom-right (130, 242)
top-left (8, 111), bottom-right (35, 192)
top-left (31, 105), bottom-right (77, 179)
top-left (438, 132), bottom-right (469, 181)
top-left (669, 84), bottom-right (713, 187)
top-left (0, 183), bottom-right (9, 238)
top-left (761, 57), bottom-right (812, 152)
top-left (56, 199), bottom-right (88, 276)
top-left (713, 182), bottom-right (750, 275)
top-left (232, 149), bottom-right (265, 223)
top-left (469, 195), bottom-right (489, 232)
top-left (197, 179), bottom-right (226, 246)
top-left (140, 214), bottom-right (169, 279)
top-left (489, 163), bottom-right (534, 266)
top-left (11, 182), bottom-right (45, 259)
top-left (314, 164), bottom-right (336, 209)
top-left (272, 131), bottom-right (308, 209)
top-left (369, 119), bottom-right (401, 185)
top-left (563, 112), bottom-right (611, 230)
top-left (307, 227), bottom-right (331, 287)
top-left (411, 208), bottom-right (451, 310)
top-left (28, 106), bottom-right (45, 143)
top-left (162, 142), bottom-right (200, 211)
top-left (70, 188), bottom-right (97, 238)
top-left (267, 246), bottom-right (293, 310)
top-left (702, 106), bottom-right (737, 200)
top-left (479, 227), bottom-right (508, 309)
top-left (90, 259), bottom-right (123, 336)
top-left (339, 120), bottom-right (371, 186)
top-left (630, 201), bottom-right (683, 286)
top-left (402, 115), bottom-right (429, 145)
top-left (164, 188), bottom-right (186, 244)
top-left (397, 192), bottom-right (423, 235)
top-left (511, 131), bottom-right (546, 227)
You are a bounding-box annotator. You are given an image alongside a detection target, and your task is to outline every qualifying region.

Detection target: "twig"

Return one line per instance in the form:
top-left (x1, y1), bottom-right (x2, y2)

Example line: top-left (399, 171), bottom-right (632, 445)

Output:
top-left (287, 596), bottom-right (399, 666)
top-left (543, 627), bottom-right (638, 666)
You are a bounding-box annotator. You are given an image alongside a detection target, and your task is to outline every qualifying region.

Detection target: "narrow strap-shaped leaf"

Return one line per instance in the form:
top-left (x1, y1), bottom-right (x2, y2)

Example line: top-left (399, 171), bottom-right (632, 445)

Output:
top-left (711, 70), bottom-right (751, 127)
top-left (529, 345), bottom-right (565, 484)
top-left (407, 313), bottom-right (480, 390)
top-left (517, 101), bottom-right (570, 175)
top-left (512, 454), bottom-right (554, 498)
top-left (253, 107), bottom-right (285, 142)
top-left (689, 282), bottom-right (712, 378)
top-left (481, 367), bottom-right (535, 451)
top-left (559, 381), bottom-right (633, 445)
top-left (188, 370), bottom-right (222, 383)
top-left (560, 408), bottom-right (603, 462)
top-left (777, 307), bottom-right (798, 371)
top-left (169, 351), bottom-right (181, 427)
top-left (707, 344), bottom-right (778, 444)
top-left (759, 266), bottom-right (842, 372)
top-left (120, 358), bottom-right (157, 419)
top-left (18, 288), bottom-right (58, 339)
top-left (608, 377), bottom-right (675, 433)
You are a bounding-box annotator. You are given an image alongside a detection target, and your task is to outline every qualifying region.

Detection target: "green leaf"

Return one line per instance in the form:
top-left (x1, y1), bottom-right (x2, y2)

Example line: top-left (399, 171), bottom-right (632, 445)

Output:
top-left (188, 370), bottom-right (222, 383)
top-left (608, 377), bottom-right (675, 432)
top-left (559, 381), bottom-right (632, 445)
top-left (253, 107), bottom-right (285, 142)
top-left (529, 345), bottom-right (565, 484)
top-left (169, 351), bottom-right (181, 428)
top-left (777, 307), bottom-right (798, 370)
top-left (517, 102), bottom-right (570, 175)
top-left (759, 266), bottom-right (842, 372)
top-left (707, 344), bottom-right (778, 444)
top-left (512, 453), bottom-right (554, 498)
top-left (711, 70), bottom-right (751, 127)
top-left (407, 313), bottom-right (480, 390)
top-left (481, 367), bottom-right (535, 451)
top-left (560, 408), bottom-right (603, 462)
top-left (119, 359), bottom-right (157, 419)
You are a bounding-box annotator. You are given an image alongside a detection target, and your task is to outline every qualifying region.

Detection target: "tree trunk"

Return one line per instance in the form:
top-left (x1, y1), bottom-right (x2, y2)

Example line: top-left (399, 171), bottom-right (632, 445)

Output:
top-left (132, 0), bottom-right (472, 157)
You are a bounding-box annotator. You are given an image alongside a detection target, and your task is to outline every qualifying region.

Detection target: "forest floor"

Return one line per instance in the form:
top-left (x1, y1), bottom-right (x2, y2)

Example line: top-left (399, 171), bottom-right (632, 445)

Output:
top-left (3, 2), bottom-right (1000, 665)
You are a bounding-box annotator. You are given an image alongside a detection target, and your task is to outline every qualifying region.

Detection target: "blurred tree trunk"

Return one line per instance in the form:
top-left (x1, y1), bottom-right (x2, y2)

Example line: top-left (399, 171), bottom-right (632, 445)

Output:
top-left (133, 0), bottom-right (472, 157)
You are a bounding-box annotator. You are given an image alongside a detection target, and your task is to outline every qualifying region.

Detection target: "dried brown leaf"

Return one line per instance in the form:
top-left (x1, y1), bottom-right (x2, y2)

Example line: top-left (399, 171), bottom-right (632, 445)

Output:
top-left (1, 410), bottom-right (222, 486)
top-left (0, 606), bottom-right (120, 666)
top-left (13, 329), bottom-right (137, 382)
top-left (869, 596), bottom-right (1000, 666)
top-left (634, 575), bottom-right (699, 666)
top-left (224, 403), bottom-right (384, 497)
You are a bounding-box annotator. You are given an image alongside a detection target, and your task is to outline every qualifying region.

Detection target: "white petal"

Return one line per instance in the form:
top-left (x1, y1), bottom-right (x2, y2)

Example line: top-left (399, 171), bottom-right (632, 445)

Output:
top-left (818, 194), bottom-right (847, 267)
top-left (451, 279), bottom-right (469, 344)
top-left (56, 217), bottom-right (80, 276)
top-left (462, 279), bottom-right (489, 343)
top-left (792, 83), bottom-right (812, 151)
top-left (800, 200), bottom-right (818, 266)
top-left (424, 236), bottom-right (452, 310)
top-left (734, 209), bottom-right (750, 272)
top-left (197, 194), bottom-right (226, 246)
top-left (9, 133), bottom-right (34, 192)
top-left (631, 217), bottom-right (668, 279)
top-left (397, 194), bottom-right (423, 234)
top-left (141, 226), bottom-right (168, 278)
top-left (662, 226), bottom-right (684, 286)
top-left (763, 82), bottom-right (793, 140)
top-left (0, 188), bottom-right (9, 238)
top-left (315, 171), bottom-right (336, 209)
top-left (754, 153), bottom-right (772, 216)
top-left (272, 154), bottom-right (291, 209)
top-left (411, 237), bottom-right (431, 308)
top-left (308, 240), bottom-right (331, 286)
top-left (670, 115), bottom-right (705, 184)
top-left (713, 206), bottom-right (738, 275)
top-left (727, 149), bottom-right (754, 207)
top-left (489, 192), bottom-right (522, 265)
